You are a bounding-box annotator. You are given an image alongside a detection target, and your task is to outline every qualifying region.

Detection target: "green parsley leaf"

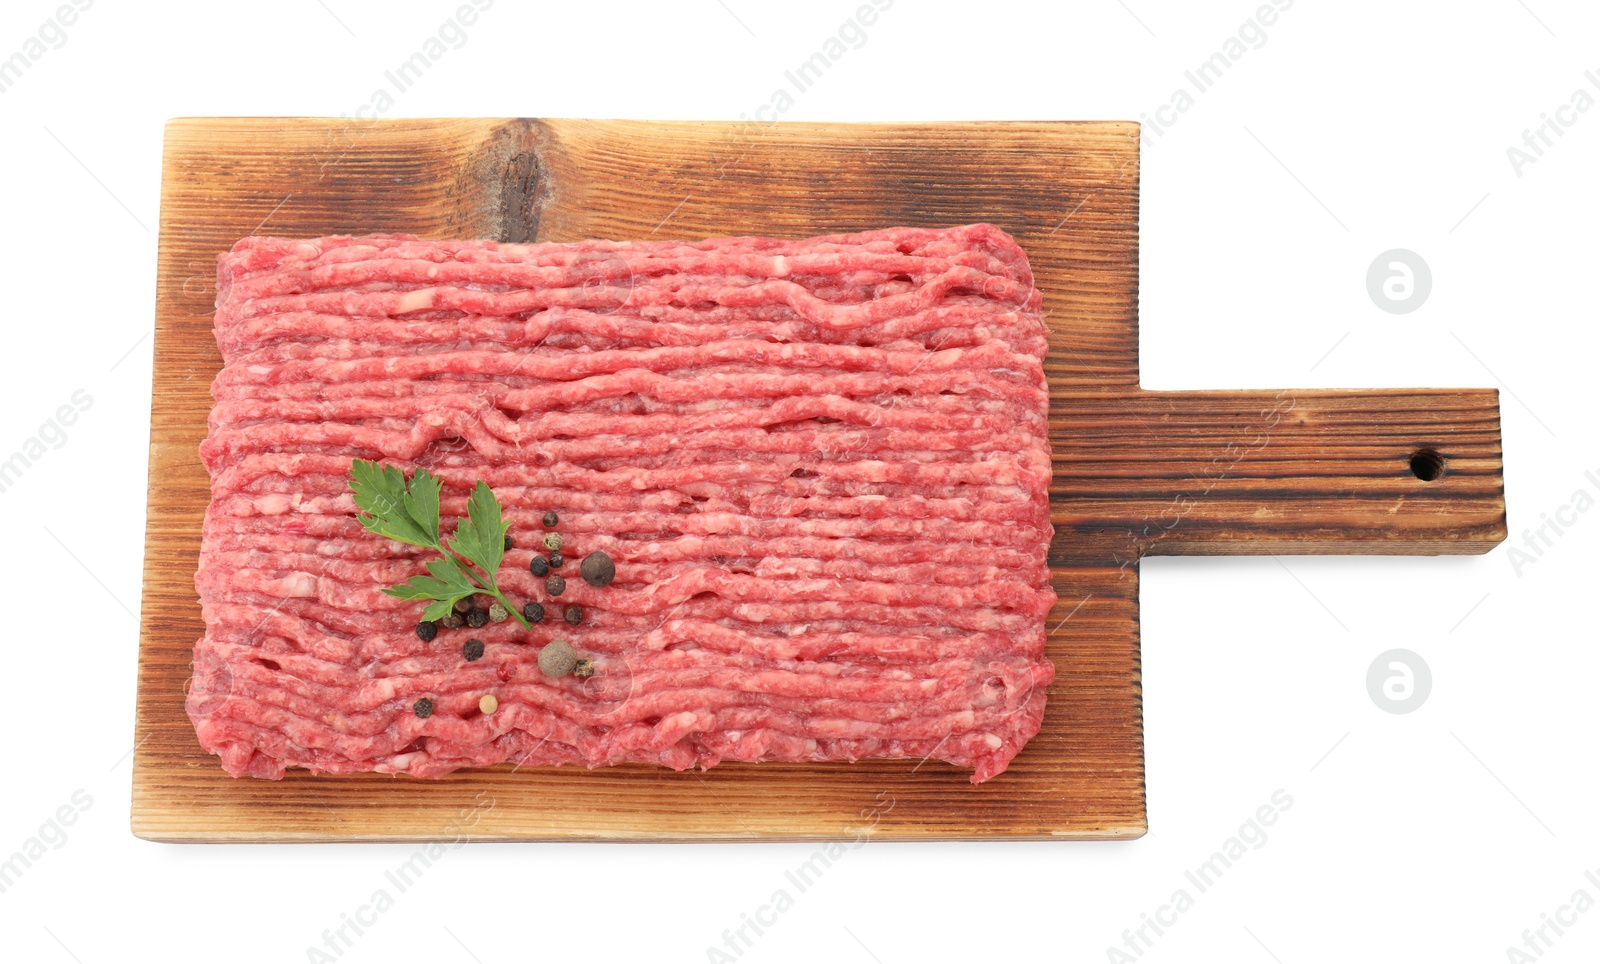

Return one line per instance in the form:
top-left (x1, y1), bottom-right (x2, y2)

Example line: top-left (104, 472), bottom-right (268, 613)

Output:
top-left (384, 558), bottom-right (477, 603)
top-left (449, 480), bottom-right (508, 578)
top-left (349, 459), bottom-right (531, 630)
top-left (402, 468), bottom-right (443, 545)
top-left (350, 460), bottom-right (434, 548)
top-left (418, 598), bottom-right (461, 623)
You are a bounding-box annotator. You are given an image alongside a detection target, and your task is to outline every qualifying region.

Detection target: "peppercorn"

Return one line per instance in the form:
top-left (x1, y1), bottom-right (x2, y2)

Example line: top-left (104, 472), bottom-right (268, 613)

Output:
top-left (564, 604), bottom-right (584, 626)
top-left (542, 510), bottom-right (559, 528)
top-left (479, 694), bottom-right (498, 715)
top-left (453, 598), bottom-right (474, 614)
top-left (504, 533), bottom-right (514, 551)
top-left (463, 638), bottom-right (485, 662)
top-left (523, 602), bottom-right (545, 624)
top-left (466, 607), bottom-right (489, 628)
top-left (529, 555), bottom-right (549, 577)
top-left (415, 620), bottom-right (438, 642)
top-left (441, 612), bottom-right (466, 630)
top-left (546, 574), bottom-right (566, 597)
top-left (580, 551), bottom-right (616, 588)
top-left (488, 602), bottom-right (508, 623)
top-left (574, 659), bottom-right (596, 679)
top-left (497, 660), bottom-right (516, 682)
top-left (549, 550), bottom-right (564, 569)
top-left (413, 697), bottom-right (435, 718)
top-left (543, 532), bottom-right (563, 552)
top-left (538, 639), bottom-right (578, 678)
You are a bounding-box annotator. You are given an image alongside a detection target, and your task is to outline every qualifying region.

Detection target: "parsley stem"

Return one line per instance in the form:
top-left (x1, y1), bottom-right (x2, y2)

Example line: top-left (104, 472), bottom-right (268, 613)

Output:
top-left (443, 544), bottom-right (532, 630)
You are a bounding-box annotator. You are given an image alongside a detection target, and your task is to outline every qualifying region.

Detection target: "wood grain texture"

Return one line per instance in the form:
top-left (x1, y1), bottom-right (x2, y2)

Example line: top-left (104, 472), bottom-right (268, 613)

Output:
top-left (133, 118), bottom-right (1504, 842)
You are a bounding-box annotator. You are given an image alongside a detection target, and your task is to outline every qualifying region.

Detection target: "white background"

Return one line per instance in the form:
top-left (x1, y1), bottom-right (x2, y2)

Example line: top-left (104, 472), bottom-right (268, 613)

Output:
top-left (0, 2), bottom-right (1595, 962)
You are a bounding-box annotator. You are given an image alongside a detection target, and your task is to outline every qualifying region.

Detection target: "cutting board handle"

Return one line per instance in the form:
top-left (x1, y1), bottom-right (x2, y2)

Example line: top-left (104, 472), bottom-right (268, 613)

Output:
top-left (1049, 387), bottom-right (1507, 561)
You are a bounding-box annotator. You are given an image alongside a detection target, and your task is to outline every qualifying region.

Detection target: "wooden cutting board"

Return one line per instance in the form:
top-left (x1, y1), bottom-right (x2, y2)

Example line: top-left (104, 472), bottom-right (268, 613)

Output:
top-left (132, 118), bottom-right (1507, 842)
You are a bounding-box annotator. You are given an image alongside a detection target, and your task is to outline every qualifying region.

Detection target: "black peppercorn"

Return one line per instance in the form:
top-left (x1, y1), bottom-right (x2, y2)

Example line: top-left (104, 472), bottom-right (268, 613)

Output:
top-left (542, 510), bottom-right (559, 528)
top-left (529, 555), bottom-right (549, 577)
top-left (415, 620), bottom-right (438, 642)
top-left (564, 604), bottom-right (584, 625)
top-left (549, 550), bottom-right (564, 569)
top-left (504, 533), bottom-right (514, 551)
top-left (463, 638), bottom-right (485, 662)
top-left (546, 574), bottom-right (566, 597)
top-left (441, 612), bottom-right (465, 630)
top-left (413, 697), bottom-right (435, 718)
top-left (453, 597), bottom-right (473, 614)
top-left (466, 607), bottom-right (489, 628)
top-left (523, 602), bottom-right (545, 624)
top-left (580, 551), bottom-right (616, 588)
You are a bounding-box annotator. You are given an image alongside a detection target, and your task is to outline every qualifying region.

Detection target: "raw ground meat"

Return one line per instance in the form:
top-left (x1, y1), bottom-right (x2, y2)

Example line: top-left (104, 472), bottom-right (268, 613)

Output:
top-left (189, 223), bottom-right (1056, 783)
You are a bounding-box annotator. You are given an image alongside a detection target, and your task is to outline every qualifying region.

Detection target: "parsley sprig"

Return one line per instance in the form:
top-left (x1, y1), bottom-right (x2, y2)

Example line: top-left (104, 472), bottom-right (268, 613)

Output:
top-left (349, 459), bottom-right (531, 629)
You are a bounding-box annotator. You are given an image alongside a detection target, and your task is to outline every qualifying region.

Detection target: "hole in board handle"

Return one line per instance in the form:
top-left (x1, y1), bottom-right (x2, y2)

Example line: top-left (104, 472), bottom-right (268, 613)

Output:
top-left (1409, 448), bottom-right (1445, 482)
